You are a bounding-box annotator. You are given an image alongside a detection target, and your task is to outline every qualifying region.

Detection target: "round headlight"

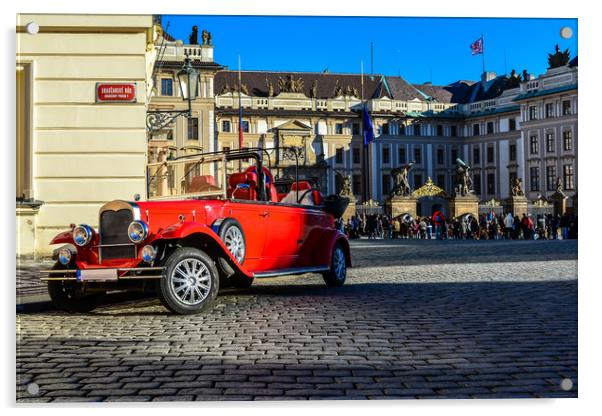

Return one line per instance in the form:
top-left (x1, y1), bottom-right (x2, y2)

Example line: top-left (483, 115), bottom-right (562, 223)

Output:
top-left (73, 224), bottom-right (94, 247)
top-left (141, 245), bottom-right (157, 263)
top-left (128, 220), bottom-right (149, 244)
top-left (58, 246), bottom-right (74, 265)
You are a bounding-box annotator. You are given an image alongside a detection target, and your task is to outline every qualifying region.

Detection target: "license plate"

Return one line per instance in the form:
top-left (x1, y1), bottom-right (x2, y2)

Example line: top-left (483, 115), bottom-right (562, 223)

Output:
top-left (77, 269), bottom-right (118, 282)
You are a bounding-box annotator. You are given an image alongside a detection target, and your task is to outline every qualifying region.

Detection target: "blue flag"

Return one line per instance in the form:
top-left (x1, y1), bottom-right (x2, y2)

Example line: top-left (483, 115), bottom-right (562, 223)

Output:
top-left (362, 104), bottom-right (375, 146)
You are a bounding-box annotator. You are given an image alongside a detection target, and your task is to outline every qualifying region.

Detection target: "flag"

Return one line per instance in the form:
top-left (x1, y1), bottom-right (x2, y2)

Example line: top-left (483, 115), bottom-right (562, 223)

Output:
top-left (362, 104), bottom-right (375, 146)
top-left (470, 37), bottom-right (483, 55)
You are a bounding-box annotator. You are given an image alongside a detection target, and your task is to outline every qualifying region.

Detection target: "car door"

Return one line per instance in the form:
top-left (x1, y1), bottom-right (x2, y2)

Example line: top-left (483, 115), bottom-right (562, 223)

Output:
top-left (223, 201), bottom-right (268, 272)
top-left (260, 203), bottom-right (303, 271)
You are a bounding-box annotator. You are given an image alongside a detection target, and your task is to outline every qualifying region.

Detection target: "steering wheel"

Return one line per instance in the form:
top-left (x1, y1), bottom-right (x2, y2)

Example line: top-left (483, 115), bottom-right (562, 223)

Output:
top-left (297, 188), bottom-right (314, 204)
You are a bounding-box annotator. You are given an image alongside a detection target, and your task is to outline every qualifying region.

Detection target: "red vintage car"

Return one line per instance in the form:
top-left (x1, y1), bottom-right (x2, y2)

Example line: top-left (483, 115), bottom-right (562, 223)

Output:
top-left (43, 149), bottom-right (351, 315)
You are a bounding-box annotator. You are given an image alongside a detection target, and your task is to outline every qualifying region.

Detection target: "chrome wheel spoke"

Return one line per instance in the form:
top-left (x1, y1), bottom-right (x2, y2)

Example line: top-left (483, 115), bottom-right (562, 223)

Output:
top-left (170, 257), bottom-right (212, 306)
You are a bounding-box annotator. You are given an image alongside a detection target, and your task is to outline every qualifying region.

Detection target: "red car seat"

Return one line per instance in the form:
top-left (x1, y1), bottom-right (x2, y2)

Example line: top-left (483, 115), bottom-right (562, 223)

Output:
top-left (187, 175), bottom-right (219, 193)
top-left (228, 172), bottom-right (258, 200)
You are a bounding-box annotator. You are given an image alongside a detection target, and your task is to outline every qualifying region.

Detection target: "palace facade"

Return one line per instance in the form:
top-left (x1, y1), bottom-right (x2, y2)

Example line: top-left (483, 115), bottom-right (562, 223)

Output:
top-left (150, 27), bottom-right (578, 211)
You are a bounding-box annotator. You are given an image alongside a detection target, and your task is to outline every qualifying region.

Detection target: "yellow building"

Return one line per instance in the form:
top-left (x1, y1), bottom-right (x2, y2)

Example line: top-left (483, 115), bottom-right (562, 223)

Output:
top-left (16, 14), bottom-right (157, 256)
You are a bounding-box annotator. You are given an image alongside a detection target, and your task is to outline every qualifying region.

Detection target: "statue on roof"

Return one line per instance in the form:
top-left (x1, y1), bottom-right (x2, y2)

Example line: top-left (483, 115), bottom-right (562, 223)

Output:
top-left (333, 80), bottom-right (343, 97)
top-left (220, 83), bottom-right (230, 95)
top-left (522, 69), bottom-right (530, 81)
top-left (201, 29), bottom-right (209, 45)
top-left (207, 32), bottom-right (212, 45)
top-left (548, 44), bottom-right (570, 69)
top-left (277, 74), bottom-right (304, 94)
top-left (189, 26), bottom-right (199, 45)
top-left (310, 80), bottom-right (318, 98)
top-left (266, 78), bottom-right (274, 97)
top-left (507, 69), bottom-right (521, 88)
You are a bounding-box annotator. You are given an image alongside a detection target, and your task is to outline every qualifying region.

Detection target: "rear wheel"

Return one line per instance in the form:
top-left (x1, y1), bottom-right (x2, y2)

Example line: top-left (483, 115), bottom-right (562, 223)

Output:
top-left (47, 263), bottom-right (105, 313)
top-left (157, 247), bottom-right (219, 315)
top-left (322, 243), bottom-right (347, 287)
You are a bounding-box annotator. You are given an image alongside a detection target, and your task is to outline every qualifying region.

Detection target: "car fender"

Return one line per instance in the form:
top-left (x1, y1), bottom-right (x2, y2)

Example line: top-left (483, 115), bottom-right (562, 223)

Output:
top-left (154, 222), bottom-right (254, 278)
top-left (312, 229), bottom-right (352, 268)
top-left (50, 230), bottom-right (74, 245)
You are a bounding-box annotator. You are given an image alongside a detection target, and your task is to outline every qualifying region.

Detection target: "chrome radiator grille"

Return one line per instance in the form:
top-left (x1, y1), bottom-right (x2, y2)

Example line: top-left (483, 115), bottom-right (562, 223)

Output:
top-left (99, 209), bottom-right (136, 260)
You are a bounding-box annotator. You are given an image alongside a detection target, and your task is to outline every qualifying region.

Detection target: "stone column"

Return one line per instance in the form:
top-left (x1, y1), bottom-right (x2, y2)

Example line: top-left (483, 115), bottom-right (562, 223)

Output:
top-left (506, 195), bottom-right (529, 216)
top-left (448, 194), bottom-right (479, 218)
top-left (549, 192), bottom-right (568, 216)
top-left (385, 196), bottom-right (417, 218)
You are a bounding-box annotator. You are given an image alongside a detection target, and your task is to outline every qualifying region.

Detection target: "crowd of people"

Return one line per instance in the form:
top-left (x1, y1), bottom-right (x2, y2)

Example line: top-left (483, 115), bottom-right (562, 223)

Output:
top-left (336, 211), bottom-right (578, 241)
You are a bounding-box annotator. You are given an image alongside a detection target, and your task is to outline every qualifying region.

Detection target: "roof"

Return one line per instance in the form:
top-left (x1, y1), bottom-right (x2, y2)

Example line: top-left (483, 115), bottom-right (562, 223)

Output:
top-left (214, 70), bottom-right (382, 99)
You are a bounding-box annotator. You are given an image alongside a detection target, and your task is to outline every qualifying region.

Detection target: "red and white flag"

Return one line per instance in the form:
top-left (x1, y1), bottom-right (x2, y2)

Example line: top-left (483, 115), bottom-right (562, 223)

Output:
top-left (470, 37), bottom-right (483, 55)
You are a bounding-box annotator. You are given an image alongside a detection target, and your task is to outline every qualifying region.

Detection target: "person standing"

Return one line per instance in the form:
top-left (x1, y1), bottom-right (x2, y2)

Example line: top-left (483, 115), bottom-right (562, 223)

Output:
top-left (504, 213), bottom-right (514, 240)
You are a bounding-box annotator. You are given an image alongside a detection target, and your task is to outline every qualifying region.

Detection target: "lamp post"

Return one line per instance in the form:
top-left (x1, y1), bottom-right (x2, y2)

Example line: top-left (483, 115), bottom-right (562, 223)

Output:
top-left (146, 53), bottom-right (200, 132)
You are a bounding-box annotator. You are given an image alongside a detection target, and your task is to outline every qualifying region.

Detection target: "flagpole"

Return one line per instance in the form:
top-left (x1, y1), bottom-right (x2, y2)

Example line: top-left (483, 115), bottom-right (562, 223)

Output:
top-left (481, 34), bottom-right (486, 74)
top-left (360, 60), bottom-right (367, 203)
top-left (238, 55), bottom-right (242, 170)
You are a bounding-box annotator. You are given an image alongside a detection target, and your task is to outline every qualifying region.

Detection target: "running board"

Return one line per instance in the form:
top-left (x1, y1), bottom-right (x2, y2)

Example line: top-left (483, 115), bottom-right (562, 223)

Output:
top-left (253, 266), bottom-right (329, 278)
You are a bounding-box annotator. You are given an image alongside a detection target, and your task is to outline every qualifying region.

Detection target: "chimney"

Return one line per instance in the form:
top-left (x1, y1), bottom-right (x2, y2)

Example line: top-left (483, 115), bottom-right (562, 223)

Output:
top-left (481, 71), bottom-right (496, 86)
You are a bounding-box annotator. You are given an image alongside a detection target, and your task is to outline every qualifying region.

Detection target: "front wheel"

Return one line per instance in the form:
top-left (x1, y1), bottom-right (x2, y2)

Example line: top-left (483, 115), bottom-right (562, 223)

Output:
top-left (322, 243), bottom-right (347, 287)
top-left (47, 263), bottom-right (105, 313)
top-left (157, 247), bottom-right (219, 315)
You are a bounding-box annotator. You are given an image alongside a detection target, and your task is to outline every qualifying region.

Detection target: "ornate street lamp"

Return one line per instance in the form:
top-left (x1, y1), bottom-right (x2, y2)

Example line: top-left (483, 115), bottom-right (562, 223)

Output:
top-left (146, 53), bottom-right (200, 132)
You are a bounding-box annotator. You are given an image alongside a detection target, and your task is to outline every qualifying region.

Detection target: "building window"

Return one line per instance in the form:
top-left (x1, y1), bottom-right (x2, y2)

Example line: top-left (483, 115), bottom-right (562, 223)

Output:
top-left (399, 147), bottom-right (406, 164)
top-left (399, 124), bottom-right (406, 136)
top-left (437, 148), bottom-right (444, 165)
top-left (487, 121), bottom-right (494, 134)
top-left (241, 120), bottom-right (250, 133)
top-left (529, 106), bottom-right (538, 121)
top-left (352, 123), bottom-right (360, 135)
top-left (352, 175), bottom-right (361, 195)
top-left (530, 167), bottom-right (540, 191)
top-left (563, 130), bottom-right (573, 151)
top-left (509, 118), bottom-right (516, 131)
top-left (546, 103), bottom-right (555, 118)
top-left (414, 174), bottom-right (423, 187)
top-left (546, 165), bottom-right (557, 191)
top-left (487, 146), bottom-right (494, 164)
top-left (381, 123), bottom-right (389, 135)
top-left (473, 147), bottom-right (480, 164)
top-left (546, 132), bottom-right (555, 153)
top-left (335, 147), bottom-right (344, 164)
top-left (562, 100), bottom-right (572, 115)
top-left (437, 174), bottom-right (445, 188)
top-left (563, 164), bottom-right (574, 190)
top-left (451, 148), bottom-right (458, 163)
top-left (530, 135), bottom-right (539, 154)
top-left (509, 144), bottom-right (517, 161)
top-left (16, 64), bottom-right (32, 200)
top-left (473, 174), bottom-right (481, 195)
top-left (436, 125), bottom-right (443, 136)
top-left (161, 78), bottom-right (173, 96)
top-left (382, 174), bottom-right (391, 195)
top-left (222, 120), bottom-right (231, 132)
top-left (222, 146), bottom-right (231, 153)
top-left (486, 173), bottom-right (495, 195)
top-left (414, 124), bottom-right (421, 136)
top-left (473, 123), bottom-right (480, 136)
top-left (335, 123), bottom-right (343, 134)
top-left (450, 125), bottom-right (457, 137)
top-left (187, 117), bottom-right (199, 140)
top-left (382, 147), bottom-right (390, 164)
top-left (352, 147), bottom-right (360, 164)
top-left (414, 147), bottom-right (422, 164)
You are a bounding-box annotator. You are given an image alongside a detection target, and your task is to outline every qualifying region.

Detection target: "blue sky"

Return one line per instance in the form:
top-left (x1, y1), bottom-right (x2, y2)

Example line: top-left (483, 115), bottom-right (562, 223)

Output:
top-left (161, 15), bottom-right (577, 85)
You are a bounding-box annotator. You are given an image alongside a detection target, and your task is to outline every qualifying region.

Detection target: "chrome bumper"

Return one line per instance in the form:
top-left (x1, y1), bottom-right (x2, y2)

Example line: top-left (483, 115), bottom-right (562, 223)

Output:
top-left (40, 266), bottom-right (165, 282)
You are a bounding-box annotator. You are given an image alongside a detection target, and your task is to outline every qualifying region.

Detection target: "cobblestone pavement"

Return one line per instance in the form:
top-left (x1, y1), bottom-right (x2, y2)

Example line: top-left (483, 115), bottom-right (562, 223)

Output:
top-left (16, 239), bottom-right (577, 402)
